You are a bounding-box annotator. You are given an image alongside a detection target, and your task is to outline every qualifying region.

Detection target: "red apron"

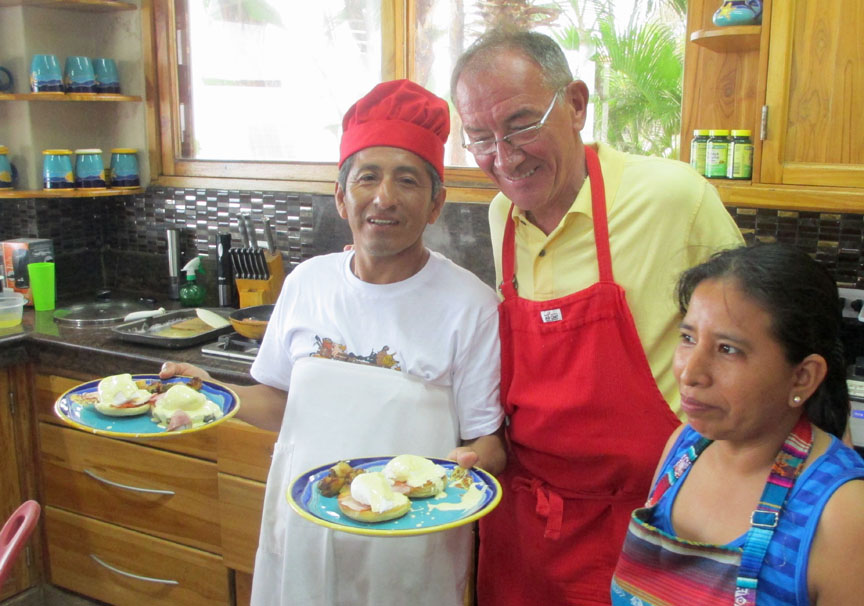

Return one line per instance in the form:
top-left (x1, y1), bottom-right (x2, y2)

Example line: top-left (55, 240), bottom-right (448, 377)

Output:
top-left (477, 146), bottom-right (680, 606)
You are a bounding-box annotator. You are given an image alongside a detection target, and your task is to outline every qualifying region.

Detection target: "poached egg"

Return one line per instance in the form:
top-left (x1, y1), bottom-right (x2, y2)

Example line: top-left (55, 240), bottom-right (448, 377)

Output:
top-left (350, 472), bottom-right (409, 514)
top-left (97, 373), bottom-right (152, 407)
top-left (151, 383), bottom-right (223, 430)
top-left (383, 454), bottom-right (447, 494)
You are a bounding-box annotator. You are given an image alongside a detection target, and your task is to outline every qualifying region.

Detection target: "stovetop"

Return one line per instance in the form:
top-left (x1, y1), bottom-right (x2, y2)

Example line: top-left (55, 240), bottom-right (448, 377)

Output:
top-left (201, 332), bottom-right (260, 363)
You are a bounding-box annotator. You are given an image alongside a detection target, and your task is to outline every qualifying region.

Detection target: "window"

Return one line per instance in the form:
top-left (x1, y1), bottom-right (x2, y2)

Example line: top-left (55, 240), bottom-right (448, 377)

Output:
top-left (153, 1), bottom-right (685, 193)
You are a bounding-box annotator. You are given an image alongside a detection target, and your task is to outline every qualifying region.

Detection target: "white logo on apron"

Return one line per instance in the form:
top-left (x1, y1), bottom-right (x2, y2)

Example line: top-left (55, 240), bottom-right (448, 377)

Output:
top-left (540, 308), bottom-right (563, 323)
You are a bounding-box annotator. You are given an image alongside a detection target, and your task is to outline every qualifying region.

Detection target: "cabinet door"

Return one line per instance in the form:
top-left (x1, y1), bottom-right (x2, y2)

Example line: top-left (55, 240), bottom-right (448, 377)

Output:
top-left (0, 367), bottom-right (27, 600)
top-left (0, 365), bottom-right (39, 600)
top-left (40, 423), bottom-right (221, 553)
top-left (218, 473), bottom-right (265, 574)
top-left (762, 1), bottom-right (864, 187)
top-left (46, 506), bottom-right (229, 606)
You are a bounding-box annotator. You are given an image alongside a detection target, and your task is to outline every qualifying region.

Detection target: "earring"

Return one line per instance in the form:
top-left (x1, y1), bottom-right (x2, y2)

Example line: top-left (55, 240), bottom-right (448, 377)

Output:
top-left (792, 395), bottom-right (802, 404)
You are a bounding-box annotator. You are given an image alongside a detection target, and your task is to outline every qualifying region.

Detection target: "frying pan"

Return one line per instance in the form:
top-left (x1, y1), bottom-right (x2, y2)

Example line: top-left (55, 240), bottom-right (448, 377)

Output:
top-left (229, 304), bottom-right (274, 340)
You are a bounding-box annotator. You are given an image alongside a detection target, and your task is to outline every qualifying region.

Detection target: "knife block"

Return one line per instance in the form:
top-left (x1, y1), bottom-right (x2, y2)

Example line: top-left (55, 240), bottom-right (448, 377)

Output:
top-left (236, 252), bottom-right (285, 308)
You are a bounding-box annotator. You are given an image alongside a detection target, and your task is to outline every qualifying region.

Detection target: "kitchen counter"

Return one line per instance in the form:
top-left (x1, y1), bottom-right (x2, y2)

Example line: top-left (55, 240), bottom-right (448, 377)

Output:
top-left (0, 307), bottom-right (256, 385)
top-left (0, 301), bottom-right (271, 606)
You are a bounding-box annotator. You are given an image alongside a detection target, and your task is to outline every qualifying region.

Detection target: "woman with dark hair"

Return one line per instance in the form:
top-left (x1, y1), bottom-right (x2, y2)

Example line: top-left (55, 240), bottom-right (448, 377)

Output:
top-left (611, 243), bottom-right (864, 605)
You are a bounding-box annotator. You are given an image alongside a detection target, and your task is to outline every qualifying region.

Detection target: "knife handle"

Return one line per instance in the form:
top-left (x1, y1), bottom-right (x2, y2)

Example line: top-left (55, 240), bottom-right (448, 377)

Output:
top-left (243, 214), bottom-right (258, 249)
top-left (237, 217), bottom-right (250, 248)
top-left (263, 217), bottom-right (277, 253)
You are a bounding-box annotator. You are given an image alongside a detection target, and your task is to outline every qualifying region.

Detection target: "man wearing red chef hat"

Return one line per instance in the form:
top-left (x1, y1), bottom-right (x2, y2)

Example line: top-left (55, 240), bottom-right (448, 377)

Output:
top-left (161, 79), bottom-right (506, 605)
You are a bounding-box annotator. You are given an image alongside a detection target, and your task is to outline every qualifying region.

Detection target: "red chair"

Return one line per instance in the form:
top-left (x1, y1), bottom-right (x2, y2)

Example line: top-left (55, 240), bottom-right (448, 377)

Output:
top-left (0, 501), bottom-right (41, 588)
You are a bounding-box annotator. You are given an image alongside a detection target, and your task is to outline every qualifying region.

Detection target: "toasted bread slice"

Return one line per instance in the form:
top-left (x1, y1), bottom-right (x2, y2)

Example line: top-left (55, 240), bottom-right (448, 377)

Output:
top-left (337, 491), bottom-right (411, 523)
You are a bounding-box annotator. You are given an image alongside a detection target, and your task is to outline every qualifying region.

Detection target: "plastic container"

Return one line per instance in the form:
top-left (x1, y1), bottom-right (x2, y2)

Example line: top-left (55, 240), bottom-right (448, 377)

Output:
top-left (705, 130), bottom-right (731, 179)
top-left (689, 130), bottom-right (709, 176)
top-left (727, 129), bottom-right (754, 180)
top-left (0, 292), bottom-right (26, 328)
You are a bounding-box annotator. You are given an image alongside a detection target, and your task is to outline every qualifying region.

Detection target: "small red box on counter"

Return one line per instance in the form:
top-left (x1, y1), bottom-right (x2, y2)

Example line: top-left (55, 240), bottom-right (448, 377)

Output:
top-left (2, 238), bottom-right (55, 305)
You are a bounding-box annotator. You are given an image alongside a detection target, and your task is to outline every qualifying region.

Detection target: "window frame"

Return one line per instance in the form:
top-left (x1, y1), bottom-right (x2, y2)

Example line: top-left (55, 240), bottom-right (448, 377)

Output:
top-left (151, 0), bottom-right (495, 200)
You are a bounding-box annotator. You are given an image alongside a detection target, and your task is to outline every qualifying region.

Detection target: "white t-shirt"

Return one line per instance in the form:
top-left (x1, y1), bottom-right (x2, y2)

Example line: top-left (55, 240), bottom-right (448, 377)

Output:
top-left (251, 249), bottom-right (503, 440)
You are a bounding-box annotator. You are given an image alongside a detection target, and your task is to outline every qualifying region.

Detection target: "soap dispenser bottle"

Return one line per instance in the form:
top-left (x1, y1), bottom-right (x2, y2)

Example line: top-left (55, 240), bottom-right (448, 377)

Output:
top-left (179, 256), bottom-right (206, 307)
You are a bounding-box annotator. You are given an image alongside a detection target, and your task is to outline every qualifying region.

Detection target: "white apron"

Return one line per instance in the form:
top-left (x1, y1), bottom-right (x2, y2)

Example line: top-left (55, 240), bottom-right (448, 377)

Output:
top-left (250, 356), bottom-right (471, 606)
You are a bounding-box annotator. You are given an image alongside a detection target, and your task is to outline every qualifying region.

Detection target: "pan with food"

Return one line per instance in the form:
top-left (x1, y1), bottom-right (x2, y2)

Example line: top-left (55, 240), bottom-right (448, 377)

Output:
top-left (229, 304), bottom-right (274, 340)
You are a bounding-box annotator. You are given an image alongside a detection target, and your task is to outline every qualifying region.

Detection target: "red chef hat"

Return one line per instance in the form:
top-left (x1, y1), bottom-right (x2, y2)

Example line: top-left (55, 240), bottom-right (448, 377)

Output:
top-left (339, 79), bottom-right (450, 179)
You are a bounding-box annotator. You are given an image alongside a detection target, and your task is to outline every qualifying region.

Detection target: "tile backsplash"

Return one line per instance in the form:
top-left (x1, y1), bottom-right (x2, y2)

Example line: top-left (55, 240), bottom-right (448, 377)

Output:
top-left (2, 188), bottom-right (864, 305)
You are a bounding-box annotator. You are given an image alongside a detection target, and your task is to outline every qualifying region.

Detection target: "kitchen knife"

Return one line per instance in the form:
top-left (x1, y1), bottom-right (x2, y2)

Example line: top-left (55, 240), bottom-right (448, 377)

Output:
top-left (243, 214), bottom-right (258, 249)
top-left (232, 246), bottom-right (249, 280)
top-left (237, 216), bottom-right (251, 248)
top-left (229, 248), bottom-right (242, 280)
top-left (263, 217), bottom-right (277, 253)
top-left (237, 216), bottom-right (255, 278)
top-left (240, 215), bottom-right (262, 278)
top-left (257, 248), bottom-right (270, 279)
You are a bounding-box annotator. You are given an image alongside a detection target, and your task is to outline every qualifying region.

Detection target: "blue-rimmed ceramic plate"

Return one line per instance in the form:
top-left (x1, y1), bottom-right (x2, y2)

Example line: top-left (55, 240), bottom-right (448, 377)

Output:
top-left (287, 456), bottom-right (502, 537)
top-left (54, 374), bottom-right (239, 438)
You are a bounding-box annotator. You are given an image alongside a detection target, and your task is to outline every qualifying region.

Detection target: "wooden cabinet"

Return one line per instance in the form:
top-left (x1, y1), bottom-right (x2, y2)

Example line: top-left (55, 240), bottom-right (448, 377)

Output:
top-left (681, 0), bottom-right (864, 210)
top-left (33, 370), bottom-right (231, 604)
top-left (760, 1), bottom-right (864, 188)
top-left (0, 0), bottom-right (149, 195)
top-left (45, 506), bottom-right (229, 606)
top-left (39, 423), bottom-right (221, 553)
top-left (217, 419), bottom-right (277, 606)
top-left (0, 362), bottom-right (41, 601)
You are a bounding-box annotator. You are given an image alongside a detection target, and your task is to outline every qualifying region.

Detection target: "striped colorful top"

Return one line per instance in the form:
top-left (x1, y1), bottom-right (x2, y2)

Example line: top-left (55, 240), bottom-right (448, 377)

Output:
top-left (648, 425), bottom-right (864, 605)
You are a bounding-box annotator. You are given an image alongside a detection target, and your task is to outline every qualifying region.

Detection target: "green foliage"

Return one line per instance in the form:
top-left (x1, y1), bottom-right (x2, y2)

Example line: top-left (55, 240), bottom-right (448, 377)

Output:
top-left (593, 16), bottom-right (683, 157)
top-left (553, 0), bottom-right (685, 158)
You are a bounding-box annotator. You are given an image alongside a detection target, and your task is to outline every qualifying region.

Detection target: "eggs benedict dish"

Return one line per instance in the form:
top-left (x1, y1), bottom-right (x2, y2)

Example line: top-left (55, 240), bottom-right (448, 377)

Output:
top-left (383, 454), bottom-right (447, 498)
top-left (337, 471), bottom-right (411, 523)
top-left (93, 373), bottom-right (156, 416)
top-left (151, 383), bottom-right (223, 431)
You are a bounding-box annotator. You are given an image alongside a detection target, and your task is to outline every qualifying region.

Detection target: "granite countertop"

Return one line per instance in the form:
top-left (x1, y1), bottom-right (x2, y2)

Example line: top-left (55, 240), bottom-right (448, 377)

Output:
top-left (0, 304), bottom-right (257, 385)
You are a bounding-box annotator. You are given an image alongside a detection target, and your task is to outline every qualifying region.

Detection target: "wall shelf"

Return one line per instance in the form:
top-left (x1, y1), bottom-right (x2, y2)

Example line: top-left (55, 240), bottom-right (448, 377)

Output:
top-left (0, 0), bottom-right (136, 12)
top-left (690, 25), bottom-right (761, 52)
top-left (0, 0), bottom-right (149, 190)
top-left (0, 92), bottom-right (142, 101)
top-left (0, 187), bottom-right (143, 198)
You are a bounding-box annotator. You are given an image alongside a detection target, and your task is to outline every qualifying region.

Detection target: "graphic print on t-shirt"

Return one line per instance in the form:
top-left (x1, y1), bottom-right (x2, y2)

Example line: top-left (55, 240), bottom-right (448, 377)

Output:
top-left (311, 335), bottom-right (402, 371)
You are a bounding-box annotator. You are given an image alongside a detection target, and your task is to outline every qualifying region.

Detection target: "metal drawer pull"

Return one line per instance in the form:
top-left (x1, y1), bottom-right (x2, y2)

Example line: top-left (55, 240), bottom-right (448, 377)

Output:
top-left (84, 469), bottom-right (175, 495)
top-left (90, 554), bottom-right (179, 585)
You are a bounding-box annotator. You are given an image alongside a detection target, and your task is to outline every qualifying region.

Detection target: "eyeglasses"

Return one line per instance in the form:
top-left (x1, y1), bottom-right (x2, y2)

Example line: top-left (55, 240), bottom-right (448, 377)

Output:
top-left (462, 90), bottom-right (561, 156)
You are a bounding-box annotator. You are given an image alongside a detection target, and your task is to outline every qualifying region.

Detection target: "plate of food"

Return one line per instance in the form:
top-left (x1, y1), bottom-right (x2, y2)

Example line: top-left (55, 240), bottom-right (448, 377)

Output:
top-left (287, 454), bottom-right (502, 537)
top-left (54, 373), bottom-right (239, 438)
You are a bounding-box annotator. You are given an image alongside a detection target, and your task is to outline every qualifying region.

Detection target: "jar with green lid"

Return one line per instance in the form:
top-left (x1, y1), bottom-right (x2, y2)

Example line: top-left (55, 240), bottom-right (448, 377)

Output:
top-left (705, 130), bottom-right (730, 178)
top-left (690, 130), bottom-right (710, 176)
top-left (727, 129), bottom-right (753, 179)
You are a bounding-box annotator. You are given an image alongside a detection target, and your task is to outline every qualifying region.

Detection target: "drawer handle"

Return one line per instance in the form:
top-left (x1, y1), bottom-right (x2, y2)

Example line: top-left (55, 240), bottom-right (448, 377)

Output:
top-left (84, 469), bottom-right (175, 496)
top-left (90, 554), bottom-right (179, 585)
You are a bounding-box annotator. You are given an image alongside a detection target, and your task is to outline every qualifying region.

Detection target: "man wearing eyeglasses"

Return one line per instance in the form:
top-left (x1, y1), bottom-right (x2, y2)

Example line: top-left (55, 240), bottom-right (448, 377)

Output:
top-left (450, 29), bottom-right (743, 606)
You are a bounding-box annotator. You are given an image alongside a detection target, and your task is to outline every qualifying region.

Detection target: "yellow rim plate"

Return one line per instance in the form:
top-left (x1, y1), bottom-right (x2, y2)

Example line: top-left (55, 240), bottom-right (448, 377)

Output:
top-left (54, 374), bottom-right (238, 438)
top-left (287, 456), bottom-right (502, 537)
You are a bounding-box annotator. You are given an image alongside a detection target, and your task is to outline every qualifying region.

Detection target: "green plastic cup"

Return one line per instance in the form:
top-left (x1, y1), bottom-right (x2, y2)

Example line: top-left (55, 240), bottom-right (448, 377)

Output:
top-left (27, 262), bottom-right (55, 311)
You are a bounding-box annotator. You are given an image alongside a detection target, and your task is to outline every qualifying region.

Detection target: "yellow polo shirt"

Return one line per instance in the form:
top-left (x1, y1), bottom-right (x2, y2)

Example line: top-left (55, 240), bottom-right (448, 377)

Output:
top-left (489, 142), bottom-right (744, 417)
